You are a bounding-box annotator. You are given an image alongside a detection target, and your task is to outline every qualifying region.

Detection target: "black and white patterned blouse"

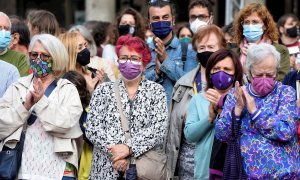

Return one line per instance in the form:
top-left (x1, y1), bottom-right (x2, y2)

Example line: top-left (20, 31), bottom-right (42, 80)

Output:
top-left (86, 79), bottom-right (168, 179)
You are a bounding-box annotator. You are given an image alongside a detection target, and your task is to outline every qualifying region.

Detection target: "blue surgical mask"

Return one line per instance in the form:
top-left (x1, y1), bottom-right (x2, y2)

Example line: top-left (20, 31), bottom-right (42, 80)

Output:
top-left (0, 30), bottom-right (11, 50)
top-left (151, 21), bottom-right (173, 39)
top-left (243, 24), bottom-right (263, 43)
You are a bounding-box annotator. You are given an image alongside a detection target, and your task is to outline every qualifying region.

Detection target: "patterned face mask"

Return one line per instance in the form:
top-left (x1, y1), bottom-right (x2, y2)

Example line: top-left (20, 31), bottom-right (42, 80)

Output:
top-left (30, 58), bottom-right (53, 78)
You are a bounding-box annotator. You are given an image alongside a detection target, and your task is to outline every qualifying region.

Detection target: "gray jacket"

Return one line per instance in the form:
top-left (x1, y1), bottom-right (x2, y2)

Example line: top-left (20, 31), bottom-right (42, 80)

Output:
top-left (166, 65), bottom-right (200, 179)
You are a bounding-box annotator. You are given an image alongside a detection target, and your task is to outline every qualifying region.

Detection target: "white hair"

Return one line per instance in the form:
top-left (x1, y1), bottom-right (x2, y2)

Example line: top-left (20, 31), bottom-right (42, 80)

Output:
top-left (246, 43), bottom-right (281, 72)
top-left (69, 25), bottom-right (97, 57)
top-left (0, 12), bottom-right (11, 30)
top-left (29, 34), bottom-right (69, 74)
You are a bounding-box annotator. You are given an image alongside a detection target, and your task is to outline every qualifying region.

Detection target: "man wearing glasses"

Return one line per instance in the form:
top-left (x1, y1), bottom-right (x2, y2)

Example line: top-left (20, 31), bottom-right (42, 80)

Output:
top-left (188, 0), bottom-right (214, 34)
top-left (0, 12), bottom-right (29, 77)
top-left (145, 0), bottom-right (197, 106)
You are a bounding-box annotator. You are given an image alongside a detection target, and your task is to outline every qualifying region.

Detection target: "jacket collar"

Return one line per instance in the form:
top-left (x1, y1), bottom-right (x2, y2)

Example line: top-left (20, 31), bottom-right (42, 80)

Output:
top-left (149, 35), bottom-right (179, 51)
top-left (18, 74), bottom-right (34, 88)
top-left (176, 64), bottom-right (200, 87)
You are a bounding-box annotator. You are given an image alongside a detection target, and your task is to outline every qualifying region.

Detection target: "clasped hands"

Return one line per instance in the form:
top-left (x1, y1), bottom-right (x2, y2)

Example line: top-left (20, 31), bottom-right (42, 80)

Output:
top-left (203, 88), bottom-right (222, 124)
top-left (24, 78), bottom-right (44, 111)
top-left (107, 144), bottom-right (132, 172)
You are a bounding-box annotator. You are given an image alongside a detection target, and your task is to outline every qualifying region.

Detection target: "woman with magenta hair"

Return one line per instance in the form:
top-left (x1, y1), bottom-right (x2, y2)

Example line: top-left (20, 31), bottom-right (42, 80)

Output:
top-left (85, 35), bottom-right (168, 179)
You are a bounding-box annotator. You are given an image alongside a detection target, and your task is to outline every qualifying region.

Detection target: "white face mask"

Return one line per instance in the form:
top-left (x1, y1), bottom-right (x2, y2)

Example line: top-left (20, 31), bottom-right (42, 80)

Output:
top-left (129, 26), bottom-right (135, 34)
top-left (146, 36), bottom-right (153, 44)
top-left (190, 18), bottom-right (208, 34)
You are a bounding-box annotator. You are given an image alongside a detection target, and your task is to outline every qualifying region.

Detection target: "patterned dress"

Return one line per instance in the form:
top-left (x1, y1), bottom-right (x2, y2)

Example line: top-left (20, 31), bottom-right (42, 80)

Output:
top-left (215, 82), bottom-right (300, 179)
top-left (86, 79), bottom-right (168, 179)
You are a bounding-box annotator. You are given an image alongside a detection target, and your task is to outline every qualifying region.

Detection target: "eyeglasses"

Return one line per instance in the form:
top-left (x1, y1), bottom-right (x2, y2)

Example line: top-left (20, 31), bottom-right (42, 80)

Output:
top-left (148, 0), bottom-right (170, 4)
top-left (241, 20), bottom-right (263, 26)
top-left (190, 14), bottom-right (210, 21)
top-left (29, 51), bottom-right (52, 61)
top-left (119, 55), bottom-right (142, 65)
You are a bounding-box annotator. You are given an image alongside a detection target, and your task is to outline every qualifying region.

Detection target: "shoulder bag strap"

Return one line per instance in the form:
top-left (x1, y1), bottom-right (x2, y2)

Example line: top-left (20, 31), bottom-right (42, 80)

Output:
top-left (114, 80), bottom-right (131, 140)
top-left (181, 41), bottom-right (188, 67)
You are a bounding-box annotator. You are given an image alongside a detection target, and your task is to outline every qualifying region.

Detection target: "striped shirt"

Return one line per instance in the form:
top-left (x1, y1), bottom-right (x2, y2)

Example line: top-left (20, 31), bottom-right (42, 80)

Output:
top-left (0, 60), bottom-right (20, 97)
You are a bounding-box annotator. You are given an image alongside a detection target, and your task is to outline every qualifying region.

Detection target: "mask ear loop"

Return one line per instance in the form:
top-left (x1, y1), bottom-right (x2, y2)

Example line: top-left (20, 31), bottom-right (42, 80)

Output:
top-left (207, 13), bottom-right (213, 25)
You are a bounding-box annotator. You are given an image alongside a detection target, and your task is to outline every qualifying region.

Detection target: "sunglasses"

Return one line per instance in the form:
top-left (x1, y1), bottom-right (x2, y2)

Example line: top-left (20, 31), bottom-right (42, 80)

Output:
top-left (29, 51), bottom-right (52, 61)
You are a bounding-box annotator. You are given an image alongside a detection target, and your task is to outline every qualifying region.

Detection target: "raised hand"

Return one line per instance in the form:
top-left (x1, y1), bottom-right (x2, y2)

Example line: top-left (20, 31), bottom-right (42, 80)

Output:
top-left (234, 81), bottom-right (245, 116)
top-left (24, 78), bottom-right (45, 110)
top-left (154, 37), bottom-right (167, 63)
top-left (204, 88), bottom-right (222, 108)
top-left (241, 86), bottom-right (257, 114)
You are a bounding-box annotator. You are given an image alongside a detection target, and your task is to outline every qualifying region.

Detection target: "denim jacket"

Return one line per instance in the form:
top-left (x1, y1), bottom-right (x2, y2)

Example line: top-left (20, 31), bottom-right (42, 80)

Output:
top-left (144, 36), bottom-right (197, 105)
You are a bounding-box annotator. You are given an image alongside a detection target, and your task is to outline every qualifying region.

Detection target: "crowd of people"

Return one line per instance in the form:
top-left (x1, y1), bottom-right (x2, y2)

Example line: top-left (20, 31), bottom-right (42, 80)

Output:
top-left (0, 0), bottom-right (300, 179)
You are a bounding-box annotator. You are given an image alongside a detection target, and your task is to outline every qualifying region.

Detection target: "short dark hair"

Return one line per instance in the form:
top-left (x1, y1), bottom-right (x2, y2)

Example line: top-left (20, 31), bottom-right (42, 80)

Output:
top-left (205, 49), bottom-right (243, 90)
top-left (222, 22), bottom-right (234, 36)
top-left (83, 20), bottom-right (110, 46)
top-left (277, 13), bottom-right (299, 28)
top-left (188, 0), bottom-right (213, 16)
top-left (62, 71), bottom-right (91, 109)
top-left (147, 0), bottom-right (176, 18)
top-left (11, 21), bottom-right (30, 47)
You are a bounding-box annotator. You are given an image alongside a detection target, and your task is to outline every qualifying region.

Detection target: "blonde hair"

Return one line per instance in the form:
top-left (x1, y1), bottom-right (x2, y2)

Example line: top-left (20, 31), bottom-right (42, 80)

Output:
top-left (69, 25), bottom-right (97, 57)
top-left (59, 32), bottom-right (79, 71)
top-left (29, 34), bottom-right (69, 78)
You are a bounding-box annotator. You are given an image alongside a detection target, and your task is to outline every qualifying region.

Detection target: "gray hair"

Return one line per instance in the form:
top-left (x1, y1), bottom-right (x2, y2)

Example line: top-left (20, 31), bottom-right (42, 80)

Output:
top-left (246, 43), bottom-right (280, 72)
top-left (69, 25), bottom-right (97, 57)
top-left (29, 34), bottom-right (69, 75)
top-left (0, 12), bottom-right (11, 30)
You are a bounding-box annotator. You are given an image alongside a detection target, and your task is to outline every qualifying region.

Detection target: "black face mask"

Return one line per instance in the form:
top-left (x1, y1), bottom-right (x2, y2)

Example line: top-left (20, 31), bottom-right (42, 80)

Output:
top-left (197, 51), bottom-right (214, 68)
top-left (118, 24), bottom-right (134, 36)
top-left (77, 48), bottom-right (90, 66)
top-left (286, 26), bottom-right (298, 38)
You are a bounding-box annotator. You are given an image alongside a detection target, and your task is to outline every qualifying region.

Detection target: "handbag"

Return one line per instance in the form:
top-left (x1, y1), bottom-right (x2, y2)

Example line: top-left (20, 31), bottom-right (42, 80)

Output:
top-left (0, 80), bottom-right (57, 180)
top-left (114, 81), bottom-right (167, 180)
top-left (222, 110), bottom-right (247, 180)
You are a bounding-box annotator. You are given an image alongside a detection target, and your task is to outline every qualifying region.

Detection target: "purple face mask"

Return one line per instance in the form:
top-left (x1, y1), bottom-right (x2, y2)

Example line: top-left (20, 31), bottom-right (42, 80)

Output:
top-left (251, 77), bottom-right (276, 96)
top-left (210, 71), bottom-right (234, 90)
top-left (119, 61), bottom-right (142, 80)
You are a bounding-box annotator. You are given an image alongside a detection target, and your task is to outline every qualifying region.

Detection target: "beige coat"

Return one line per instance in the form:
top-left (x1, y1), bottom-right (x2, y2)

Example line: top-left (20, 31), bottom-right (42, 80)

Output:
top-left (166, 65), bottom-right (200, 179)
top-left (0, 75), bottom-right (83, 170)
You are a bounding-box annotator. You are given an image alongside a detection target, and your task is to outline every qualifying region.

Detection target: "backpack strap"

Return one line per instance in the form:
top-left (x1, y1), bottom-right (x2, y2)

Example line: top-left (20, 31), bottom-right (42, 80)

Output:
top-left (181, 41), bottom-right (188, 68)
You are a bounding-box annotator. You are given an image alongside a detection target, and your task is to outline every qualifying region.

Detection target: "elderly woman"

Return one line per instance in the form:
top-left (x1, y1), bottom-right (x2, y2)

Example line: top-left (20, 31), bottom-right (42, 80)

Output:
top-left (86, 35), bottom-right (168, 179)
top-left (166, 25), bottom-right (226, 180)
top-left (234, 3), bottom-right (290, 81)
top-left (184, 49), bottom-right (243, 180)
top-left (215, 43), bottom-right (300, 179)
top-left (0, 34), bottom-right (83, 179)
